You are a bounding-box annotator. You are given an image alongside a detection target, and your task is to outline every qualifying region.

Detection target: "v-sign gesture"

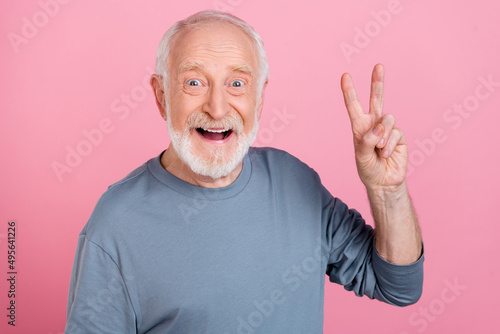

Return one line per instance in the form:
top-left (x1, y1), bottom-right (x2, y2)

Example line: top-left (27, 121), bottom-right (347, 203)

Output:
top-left (341, 64), bottom-right (422, 265)
top-left (341, 64), bottom-right (407, 191)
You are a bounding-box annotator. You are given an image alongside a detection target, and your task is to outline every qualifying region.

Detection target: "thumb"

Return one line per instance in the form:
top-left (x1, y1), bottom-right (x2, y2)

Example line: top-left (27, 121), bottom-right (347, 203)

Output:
top-left (356, 123), bottom-right (384, 157)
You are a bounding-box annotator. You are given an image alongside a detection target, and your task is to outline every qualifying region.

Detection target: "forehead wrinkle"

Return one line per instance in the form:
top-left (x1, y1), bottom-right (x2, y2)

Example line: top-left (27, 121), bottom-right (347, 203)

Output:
top-left (189, 43), bottom-right (254, 61)
top-left (171, 30), bottom-right (258, 78)
top-left (176, 46), bottom-right (254, 67)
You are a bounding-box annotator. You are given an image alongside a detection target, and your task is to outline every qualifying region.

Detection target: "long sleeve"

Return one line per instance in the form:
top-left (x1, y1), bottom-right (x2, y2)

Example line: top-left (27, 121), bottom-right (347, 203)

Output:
top-left (65, 235), bottom-right (137, 334)
top-left (323, 187), bottom-right (424, 306)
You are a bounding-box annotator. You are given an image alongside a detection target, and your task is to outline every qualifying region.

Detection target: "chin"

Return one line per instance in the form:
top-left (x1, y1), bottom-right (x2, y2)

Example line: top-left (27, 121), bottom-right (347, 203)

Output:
top-left (169, 124), bottom-right (258, 180)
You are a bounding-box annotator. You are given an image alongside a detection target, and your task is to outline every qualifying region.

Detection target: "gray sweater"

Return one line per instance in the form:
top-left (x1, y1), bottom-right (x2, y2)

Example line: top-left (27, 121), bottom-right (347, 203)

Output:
top-left (65, 147), bottom-right (424, 334)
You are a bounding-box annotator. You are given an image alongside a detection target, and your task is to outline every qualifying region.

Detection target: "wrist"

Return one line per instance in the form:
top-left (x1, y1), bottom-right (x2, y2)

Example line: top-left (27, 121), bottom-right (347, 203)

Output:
top-left (365, 182), bottom-right (411, 212)
top-left (365, 182), bottom-right (408, 200)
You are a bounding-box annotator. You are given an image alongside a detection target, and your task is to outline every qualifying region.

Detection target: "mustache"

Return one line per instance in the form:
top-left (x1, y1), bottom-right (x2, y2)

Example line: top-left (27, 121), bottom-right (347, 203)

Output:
top-left (186, 113), bottom-right (244, 133)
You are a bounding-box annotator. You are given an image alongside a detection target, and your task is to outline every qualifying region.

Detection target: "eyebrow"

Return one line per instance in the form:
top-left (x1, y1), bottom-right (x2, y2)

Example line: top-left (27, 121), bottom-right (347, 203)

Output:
top-left (178, 61), bottom-right (208, 73)
top-left (228, 64), bottom-right (253, 77)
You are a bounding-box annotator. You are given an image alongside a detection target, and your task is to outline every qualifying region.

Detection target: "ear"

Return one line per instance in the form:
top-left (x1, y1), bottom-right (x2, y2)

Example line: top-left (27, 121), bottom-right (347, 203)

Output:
top-left (256, 79), bottom-right (268, 120)
top-left (150, 74), bottom-right (167, 120)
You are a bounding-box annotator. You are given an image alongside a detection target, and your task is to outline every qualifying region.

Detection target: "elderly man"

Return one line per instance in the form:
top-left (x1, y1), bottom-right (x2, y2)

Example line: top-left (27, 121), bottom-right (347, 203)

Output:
top-left (65, 10), bottom-right (423, 334)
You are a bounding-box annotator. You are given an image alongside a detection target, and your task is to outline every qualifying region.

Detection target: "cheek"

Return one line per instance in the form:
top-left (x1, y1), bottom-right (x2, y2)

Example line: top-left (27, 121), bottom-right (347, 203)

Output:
top-left (169, 95), bottom-right (203, 131)
top-left (231, 98), bottom-right (258, 132)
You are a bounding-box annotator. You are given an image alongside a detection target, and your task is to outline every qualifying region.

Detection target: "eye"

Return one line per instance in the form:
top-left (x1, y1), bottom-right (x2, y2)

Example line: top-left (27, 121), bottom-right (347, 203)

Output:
top-left (186, 79), bottom-right (202, 86)
top-left (230, 80), bottom-right (245, 87)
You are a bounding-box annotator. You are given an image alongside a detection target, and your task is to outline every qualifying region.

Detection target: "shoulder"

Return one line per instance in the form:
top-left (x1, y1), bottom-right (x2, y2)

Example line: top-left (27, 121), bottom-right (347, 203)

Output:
top-left (108, 160), bottom-right (150, 189)
top-left (101, 160), bottom-right (152, 206)
top-left (81, 157), bottom-right (156, 241)
top-left (249, 146), bottom-right (318, 177)
top-left (248, 146), bottom-right (321, 187)
top-left (248, 147), bottom-right (310, 168)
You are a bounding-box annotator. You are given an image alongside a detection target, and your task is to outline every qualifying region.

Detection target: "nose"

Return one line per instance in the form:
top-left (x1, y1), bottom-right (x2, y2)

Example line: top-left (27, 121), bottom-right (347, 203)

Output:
top-left (203, 83), bottom-right (230, 120)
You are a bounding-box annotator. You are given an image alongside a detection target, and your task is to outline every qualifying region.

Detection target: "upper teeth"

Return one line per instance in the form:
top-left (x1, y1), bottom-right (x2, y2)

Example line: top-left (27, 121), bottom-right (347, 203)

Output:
top-left (204, 129), bottom-right (228, 133)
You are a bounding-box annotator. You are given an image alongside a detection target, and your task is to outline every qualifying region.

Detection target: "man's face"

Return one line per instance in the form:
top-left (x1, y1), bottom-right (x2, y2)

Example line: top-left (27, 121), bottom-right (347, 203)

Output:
top-left (164, 22), bottom-right (264, 179)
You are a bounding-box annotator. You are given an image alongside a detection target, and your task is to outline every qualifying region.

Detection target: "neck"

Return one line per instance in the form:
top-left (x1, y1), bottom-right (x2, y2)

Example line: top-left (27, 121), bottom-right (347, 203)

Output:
top-left (160, 145), bottom-right (243, 188)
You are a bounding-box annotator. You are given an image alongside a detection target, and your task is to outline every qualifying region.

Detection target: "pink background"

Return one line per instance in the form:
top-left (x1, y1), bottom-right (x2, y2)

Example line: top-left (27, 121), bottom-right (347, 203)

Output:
top-left (1, 0), bottom-right (499, 333)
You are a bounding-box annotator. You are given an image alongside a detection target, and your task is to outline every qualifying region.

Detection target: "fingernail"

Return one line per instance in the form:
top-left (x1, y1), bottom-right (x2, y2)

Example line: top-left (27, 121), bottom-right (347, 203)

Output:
top-left (372, 124), bottom-right (383, 136)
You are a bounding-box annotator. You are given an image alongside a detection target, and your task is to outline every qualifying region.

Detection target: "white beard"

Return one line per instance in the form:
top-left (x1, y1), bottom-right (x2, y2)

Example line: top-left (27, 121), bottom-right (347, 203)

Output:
top-left (166, 110), bottom-right (258, 180)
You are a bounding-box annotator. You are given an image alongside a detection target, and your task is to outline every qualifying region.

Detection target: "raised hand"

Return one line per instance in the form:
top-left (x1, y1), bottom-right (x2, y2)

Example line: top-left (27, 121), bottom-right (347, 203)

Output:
top-left (341, 64), bottom-right (408, 191)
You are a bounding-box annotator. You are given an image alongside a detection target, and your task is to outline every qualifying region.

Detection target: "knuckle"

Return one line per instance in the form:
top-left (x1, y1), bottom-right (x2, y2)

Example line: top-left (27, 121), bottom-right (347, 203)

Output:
top-left (387, 128), bottom-right (405, 146)
top-left (398, 129), bottom-right (407, 143)
top-left (388, 129), bottom-right (399, 142)
top-left (384, 113), bottom-right (396, 125)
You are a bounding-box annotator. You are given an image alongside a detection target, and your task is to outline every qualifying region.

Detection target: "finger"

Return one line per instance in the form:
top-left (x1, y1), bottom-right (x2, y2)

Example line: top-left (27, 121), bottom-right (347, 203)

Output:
top-left (357, 122), bottom-right (385, 158)
top-left (341, 72), bottom-right (365, 124)
top-left (369, 64), bottom-right (385, 119)
top-left (375, 114), bottom-right (396, 149)
top-left (381, 128), bottom-right (405, 159)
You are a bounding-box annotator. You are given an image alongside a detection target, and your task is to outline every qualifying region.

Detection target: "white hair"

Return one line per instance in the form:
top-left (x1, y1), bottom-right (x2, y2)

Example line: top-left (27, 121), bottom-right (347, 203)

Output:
top-left (154, 10), bottom-right (269, 96)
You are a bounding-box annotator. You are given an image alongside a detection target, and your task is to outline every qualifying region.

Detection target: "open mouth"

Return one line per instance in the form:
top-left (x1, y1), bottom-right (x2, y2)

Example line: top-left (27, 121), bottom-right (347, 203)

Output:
top-left (196, 128), bottom-right (233, 141)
